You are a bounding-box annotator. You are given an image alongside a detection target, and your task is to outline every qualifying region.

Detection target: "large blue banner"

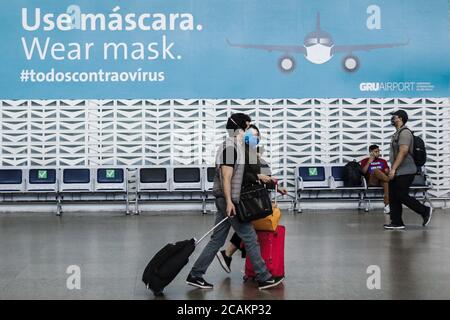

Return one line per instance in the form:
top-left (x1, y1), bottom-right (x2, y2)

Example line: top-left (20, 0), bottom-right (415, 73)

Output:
top-left (0, 0), bottom-right (448, 99)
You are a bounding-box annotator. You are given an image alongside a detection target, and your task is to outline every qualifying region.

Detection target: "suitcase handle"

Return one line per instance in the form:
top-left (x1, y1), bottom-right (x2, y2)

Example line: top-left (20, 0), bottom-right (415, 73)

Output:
top-left (195, 216), bottom-right (230, 245)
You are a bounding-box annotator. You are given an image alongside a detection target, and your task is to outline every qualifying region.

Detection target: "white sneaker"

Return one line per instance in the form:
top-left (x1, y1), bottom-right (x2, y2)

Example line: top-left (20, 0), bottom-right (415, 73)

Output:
top-left (383, 205), bottom-right (390, 214)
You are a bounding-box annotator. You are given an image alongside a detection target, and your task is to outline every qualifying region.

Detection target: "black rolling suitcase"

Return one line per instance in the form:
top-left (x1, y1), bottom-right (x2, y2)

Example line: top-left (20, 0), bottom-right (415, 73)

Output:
top-left (142, 217), bottom-right (228, 296)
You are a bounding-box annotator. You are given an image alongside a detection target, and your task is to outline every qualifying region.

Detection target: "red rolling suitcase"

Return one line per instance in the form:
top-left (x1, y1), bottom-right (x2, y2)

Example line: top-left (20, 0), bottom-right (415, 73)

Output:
top-left (244, 225), bottom-right (285, 280)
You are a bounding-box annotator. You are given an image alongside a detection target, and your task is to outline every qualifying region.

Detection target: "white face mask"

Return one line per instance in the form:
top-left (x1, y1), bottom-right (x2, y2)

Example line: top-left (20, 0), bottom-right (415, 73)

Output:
top-left (305, 44), bottom-right (333, 64)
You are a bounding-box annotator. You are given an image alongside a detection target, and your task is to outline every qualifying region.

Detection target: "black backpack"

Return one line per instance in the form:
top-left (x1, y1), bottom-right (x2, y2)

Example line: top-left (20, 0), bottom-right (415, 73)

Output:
top-left (342, 161), bottom-right (363, 187)
top-left (397, 128), bottom-right (427, 167)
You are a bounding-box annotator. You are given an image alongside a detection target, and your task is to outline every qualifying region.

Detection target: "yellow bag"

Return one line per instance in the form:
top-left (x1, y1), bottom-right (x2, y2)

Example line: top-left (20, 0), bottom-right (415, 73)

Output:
top-left (252, 204), bottom-right (282, 231)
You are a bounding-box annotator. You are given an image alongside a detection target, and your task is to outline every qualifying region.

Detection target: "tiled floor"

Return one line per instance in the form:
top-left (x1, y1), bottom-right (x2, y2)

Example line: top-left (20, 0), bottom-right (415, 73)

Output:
top-left (0, 208), bottom-right (449, 300)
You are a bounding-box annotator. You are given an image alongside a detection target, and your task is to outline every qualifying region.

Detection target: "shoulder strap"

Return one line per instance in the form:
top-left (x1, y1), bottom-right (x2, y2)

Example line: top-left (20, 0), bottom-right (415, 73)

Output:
top-left (395, 127), bottom-right (413, 142)
top-left (395, 127), bottom-right (415, 155)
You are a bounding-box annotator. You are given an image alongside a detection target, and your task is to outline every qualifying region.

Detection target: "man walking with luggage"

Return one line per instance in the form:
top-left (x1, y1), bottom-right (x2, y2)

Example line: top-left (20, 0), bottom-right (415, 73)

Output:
top-left (186, 113), bottom-right (284, 290)
top-left (384, 109), bottom-right (433, 230)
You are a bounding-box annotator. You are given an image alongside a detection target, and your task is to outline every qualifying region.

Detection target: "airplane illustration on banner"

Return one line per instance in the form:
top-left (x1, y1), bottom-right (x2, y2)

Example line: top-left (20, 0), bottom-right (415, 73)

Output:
top-left (226, 13), bottom-right (409, 73)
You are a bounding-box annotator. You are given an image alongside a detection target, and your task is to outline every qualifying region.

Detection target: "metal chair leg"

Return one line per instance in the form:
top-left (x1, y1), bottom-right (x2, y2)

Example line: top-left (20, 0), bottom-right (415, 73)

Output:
top-left (134, 194), bottom-right (140, 215)
top-left (56, 194), bottom-right (62, 217)
top-left (202, 193), bottom-right (207, 214)
top-left (365, 200), bottom-right (370, 212)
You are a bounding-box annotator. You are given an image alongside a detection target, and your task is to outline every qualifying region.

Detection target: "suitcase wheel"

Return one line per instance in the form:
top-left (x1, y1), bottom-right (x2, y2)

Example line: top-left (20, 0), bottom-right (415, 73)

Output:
top-left (153, 290), bottom-right (164, 297)
top-left (146, 285), bottom-right (164, 296)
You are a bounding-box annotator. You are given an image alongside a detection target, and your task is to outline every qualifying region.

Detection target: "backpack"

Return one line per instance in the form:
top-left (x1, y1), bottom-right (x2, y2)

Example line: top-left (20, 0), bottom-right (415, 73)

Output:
top-left (397, 128), bottom-right (427, 167)
top-left (342, 161), bottom-right (363, 187)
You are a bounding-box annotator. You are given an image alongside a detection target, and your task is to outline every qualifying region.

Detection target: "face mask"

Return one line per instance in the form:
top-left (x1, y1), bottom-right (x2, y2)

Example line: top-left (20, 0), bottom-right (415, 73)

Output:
top-left (244, 131), bottom-right (260, 149)
top-left (390, 116), bottom-right (397, 126)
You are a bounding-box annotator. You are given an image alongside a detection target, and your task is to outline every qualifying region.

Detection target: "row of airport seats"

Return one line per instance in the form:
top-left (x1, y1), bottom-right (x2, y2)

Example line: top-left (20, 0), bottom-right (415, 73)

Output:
top-left (0, 164), bottom-right (432, 215)
top-left (294, 164), bottom-right (432, 213)
top-left (0, 166), bottom-right (217, 215)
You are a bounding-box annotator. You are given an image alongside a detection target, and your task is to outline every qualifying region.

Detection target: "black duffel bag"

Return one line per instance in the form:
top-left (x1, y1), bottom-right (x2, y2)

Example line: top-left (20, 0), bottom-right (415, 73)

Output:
top-left (234, 183), bottom-right (273, 222)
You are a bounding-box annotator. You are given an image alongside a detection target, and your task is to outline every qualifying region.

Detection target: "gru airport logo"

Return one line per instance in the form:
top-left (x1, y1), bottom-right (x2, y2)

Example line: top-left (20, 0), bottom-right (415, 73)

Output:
top-left (359, 82), bottom-right (416, 92)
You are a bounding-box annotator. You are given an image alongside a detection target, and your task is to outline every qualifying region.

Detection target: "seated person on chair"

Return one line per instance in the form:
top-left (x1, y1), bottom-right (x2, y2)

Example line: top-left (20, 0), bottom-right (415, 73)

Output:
top-left (360, 145), bottom-right (391, 217)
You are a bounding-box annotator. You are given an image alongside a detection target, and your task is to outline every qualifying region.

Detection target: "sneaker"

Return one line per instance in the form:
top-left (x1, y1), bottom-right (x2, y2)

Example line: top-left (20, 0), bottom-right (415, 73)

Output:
top-left (186, 275), bottom-right (213, 289)
top-left (384, 205), bottom-right (390, 214)
top-left (216, 250), bottom-right (232, 273)
top-left (422, 206), bottom-right (433, 227)
top-left (383, 223), bottom-right (406, 230)
top-left (258, 276), bottom-right (285, 290)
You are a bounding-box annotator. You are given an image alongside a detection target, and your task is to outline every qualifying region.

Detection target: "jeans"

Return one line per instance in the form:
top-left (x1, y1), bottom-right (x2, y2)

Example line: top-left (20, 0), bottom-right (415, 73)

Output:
top-left (389, 174), bottom-right (428, 226)
top-left (190, 197), bottom-right (272, 282)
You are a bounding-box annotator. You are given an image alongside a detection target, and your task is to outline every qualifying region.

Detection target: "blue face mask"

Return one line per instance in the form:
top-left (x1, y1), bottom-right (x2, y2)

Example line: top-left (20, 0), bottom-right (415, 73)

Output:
top-left (244, 130), bottom-right (260, 149)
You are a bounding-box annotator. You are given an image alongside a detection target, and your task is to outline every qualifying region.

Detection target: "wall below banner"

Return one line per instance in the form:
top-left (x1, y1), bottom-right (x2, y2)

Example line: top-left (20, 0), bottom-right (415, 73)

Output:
top-left (1, 98), bottom-right (449, 202)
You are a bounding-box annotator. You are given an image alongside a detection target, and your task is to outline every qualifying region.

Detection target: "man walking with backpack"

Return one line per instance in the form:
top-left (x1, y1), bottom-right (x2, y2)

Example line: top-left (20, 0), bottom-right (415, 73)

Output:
top-left (384, 109), bottom-right (433, 230)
